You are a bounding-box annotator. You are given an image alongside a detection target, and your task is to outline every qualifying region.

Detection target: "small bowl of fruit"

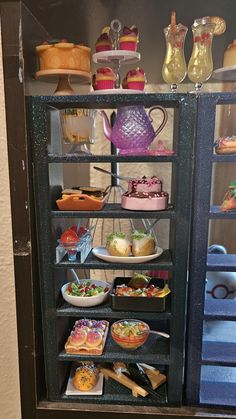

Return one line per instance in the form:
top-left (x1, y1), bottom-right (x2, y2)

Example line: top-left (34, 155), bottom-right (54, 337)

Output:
top-left (61, 279), bottom-right (111, 307)
top-left (111, 319), bottom-right (150, 350)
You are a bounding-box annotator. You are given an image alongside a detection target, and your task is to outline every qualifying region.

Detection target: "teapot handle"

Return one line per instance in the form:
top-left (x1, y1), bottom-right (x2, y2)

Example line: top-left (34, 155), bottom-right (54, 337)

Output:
top-left (148, 106), bottom-right (168, 137)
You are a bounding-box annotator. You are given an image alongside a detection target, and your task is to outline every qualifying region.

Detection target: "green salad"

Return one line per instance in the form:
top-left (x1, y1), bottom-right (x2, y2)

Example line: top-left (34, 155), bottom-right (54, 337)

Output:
top-left (65, 281), bottom-right (109, 297)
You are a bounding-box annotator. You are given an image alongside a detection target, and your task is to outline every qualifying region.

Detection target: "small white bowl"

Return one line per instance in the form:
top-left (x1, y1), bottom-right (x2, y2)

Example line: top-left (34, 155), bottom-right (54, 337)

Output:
top-left (61, 279), bottom-right (111, 307)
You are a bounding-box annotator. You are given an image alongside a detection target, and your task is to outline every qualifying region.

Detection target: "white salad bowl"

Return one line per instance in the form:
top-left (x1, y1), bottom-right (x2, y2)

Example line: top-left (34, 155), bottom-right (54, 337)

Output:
top-left (61, 279), bottom-right (111, 307)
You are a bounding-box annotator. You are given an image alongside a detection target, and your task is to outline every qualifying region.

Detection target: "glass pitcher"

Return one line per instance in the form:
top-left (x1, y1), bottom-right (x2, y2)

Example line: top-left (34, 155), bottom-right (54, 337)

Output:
top-left (162, 23), bottom-right (188, 91)
top-left (187, 17), bottom-right (215, 91)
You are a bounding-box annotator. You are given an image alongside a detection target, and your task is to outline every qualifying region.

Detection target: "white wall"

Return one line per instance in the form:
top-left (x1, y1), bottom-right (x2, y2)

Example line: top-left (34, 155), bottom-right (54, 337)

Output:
top-left (0, 21), bottom-right (22, 419)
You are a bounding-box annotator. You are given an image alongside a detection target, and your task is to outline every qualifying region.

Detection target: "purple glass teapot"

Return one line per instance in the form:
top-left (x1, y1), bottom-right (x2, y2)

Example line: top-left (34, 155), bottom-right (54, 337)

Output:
top-left (100, 105), bottom-right (168, 153)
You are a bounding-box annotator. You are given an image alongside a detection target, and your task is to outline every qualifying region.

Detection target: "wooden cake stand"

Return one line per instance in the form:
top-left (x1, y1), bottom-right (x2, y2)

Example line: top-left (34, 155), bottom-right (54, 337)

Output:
top-left (35, 69), bottom-right (91, 95)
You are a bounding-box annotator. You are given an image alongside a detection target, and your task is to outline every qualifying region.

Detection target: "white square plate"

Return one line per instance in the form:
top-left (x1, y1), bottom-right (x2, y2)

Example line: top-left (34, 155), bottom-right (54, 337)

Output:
top-left (65, 366), bottom-right (104, 396)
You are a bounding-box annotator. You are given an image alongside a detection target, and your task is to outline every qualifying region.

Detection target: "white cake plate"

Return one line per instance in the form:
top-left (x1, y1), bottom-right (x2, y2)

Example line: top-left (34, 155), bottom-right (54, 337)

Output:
top-left (88, 88), bottom-right (145, 95)
top-left (213, 66), bottom-right (236, 81)
top-left (93, 50), bottom-right (141, 65)
top-left (35, 69), bottom-right (91, 95)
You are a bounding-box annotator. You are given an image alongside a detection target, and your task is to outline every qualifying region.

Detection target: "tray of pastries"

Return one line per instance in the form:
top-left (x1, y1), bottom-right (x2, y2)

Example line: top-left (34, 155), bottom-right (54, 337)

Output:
top-left (64, 319), bottom-right (109, 355)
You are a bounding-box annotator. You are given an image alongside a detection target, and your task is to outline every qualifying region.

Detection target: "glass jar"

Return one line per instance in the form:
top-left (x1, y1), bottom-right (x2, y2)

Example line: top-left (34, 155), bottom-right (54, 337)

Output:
top-left (162, 23), bottom-right (188, 91)
top-left (187, 17), bottom-right (215, 90)
top-left (60, 108), bottom-right (96, 154)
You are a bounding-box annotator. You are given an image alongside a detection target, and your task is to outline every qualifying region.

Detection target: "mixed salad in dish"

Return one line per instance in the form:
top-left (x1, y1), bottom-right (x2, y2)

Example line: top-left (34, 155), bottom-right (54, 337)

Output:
top-left (114, 272), bottom-right (171, 298)
top-left (112, 320), bottom-right (149, 338)
top-left (65, 281), bottom-right (110, 298)
top-left (114, 283), bottom-right (170, 298)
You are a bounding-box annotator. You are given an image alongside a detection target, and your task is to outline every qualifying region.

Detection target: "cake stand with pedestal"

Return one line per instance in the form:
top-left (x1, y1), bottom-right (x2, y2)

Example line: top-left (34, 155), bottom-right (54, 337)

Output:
top-left (35, 68), bottom-right (91, 95)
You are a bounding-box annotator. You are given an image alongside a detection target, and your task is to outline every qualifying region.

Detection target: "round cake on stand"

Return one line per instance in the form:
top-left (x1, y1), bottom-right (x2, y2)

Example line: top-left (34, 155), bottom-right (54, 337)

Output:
top-left (35, 41), bottom-right (91, 95)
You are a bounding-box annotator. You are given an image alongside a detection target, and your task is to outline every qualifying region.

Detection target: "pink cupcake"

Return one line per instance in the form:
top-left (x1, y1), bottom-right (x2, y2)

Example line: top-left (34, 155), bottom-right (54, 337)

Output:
top-left (95, 33), bottom-right (112, 52)
top-left (126, 68), bottom-right (146, 90)
top-left (119, 26), bottom-right (139, 51)
top-left (94, 67), bottom-right (115, 90)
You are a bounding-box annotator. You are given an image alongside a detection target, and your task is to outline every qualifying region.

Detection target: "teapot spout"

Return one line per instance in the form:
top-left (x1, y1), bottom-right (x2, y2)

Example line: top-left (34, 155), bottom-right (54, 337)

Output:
top-left (100, 110), bottom-right (112, 141)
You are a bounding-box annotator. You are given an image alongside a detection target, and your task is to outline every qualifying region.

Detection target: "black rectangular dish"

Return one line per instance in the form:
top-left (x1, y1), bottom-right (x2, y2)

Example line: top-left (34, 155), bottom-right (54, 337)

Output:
top-left (110, 277), bottom-right (169, 312)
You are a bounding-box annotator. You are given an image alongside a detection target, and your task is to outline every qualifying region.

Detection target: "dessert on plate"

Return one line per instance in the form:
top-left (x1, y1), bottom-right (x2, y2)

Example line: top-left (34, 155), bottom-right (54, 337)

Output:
top-left (36, 39), bottom-right (91, 72)
top-left (122, 68), bottom-right (146, 91)
top-left (220, 180), bottom-right (236, 211)
top-left (215, 136), bottom-right (236, 154)
top-left (73, 362), bottom-right (99, 391)
top-left (131, 230), bottom-right (156, 257)
top-left (121, 176), bottom-right (169, 211)
top-left (119, 26), bottom-right (139, 51)
top-left (92, 67), bottom-right (116, 90)
top-left (65, 319), bottom-right (109, 355)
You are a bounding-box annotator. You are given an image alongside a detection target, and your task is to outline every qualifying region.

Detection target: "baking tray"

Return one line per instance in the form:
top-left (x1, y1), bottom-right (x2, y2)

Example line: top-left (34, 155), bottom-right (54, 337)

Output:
top-left (110, 277), bottom-right (168, 312)
top-left (56, 193), bottom-right (107, 211)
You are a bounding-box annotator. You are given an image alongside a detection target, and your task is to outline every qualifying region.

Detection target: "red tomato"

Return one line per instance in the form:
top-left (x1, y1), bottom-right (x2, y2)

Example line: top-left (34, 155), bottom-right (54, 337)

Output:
top-left (60, 228), bottom-right (79, 244)
top-left (70, 225), bottom-right (78, 233)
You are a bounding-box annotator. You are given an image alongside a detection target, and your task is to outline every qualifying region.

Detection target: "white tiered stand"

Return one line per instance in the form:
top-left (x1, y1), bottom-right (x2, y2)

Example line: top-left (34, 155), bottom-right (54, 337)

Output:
top-left (91, 49), bottom-right (143, 94)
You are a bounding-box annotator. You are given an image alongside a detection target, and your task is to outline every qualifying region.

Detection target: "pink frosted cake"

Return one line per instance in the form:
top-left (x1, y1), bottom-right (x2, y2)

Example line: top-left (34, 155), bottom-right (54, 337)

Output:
top-left (121, 176), bottom-right (168, 211)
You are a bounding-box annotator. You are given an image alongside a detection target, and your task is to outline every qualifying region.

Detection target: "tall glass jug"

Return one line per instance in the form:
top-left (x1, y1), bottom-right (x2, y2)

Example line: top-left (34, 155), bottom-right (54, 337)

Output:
top-left (162, 12), bottom-right (188, 92)
top-left (187, 17), bottom-right (215, 91)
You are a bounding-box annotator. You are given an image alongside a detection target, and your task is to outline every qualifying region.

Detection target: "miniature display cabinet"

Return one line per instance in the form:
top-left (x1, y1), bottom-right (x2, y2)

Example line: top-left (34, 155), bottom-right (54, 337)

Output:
top-left (30, 92), bottom-right (196, 407)
top-left (186, 93), bottom-right (236, 408)
top-left (4, 1), bottom-right (236, 418)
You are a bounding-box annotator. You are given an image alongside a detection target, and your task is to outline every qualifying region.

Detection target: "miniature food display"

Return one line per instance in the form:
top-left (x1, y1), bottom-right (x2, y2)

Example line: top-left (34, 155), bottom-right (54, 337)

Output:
top-left (106, 232), bottom-right (131, 257)
top-left (111, 319), bottom-right (149, 350)
top-left (92, 67), bottom-right (116, 90)
top-left (122, 68), bottom-right (146, 91)
top-left (36, 40), bottom-right (91, 72)
top-left (73, 362), bottom-right (99, 391)
top-left (65, 319), bottom-right (109, 355)
top-left (119, 26), bottom-right (139, 51)
top-left (65, 281), bottom-right (110, 297)
top-left (121, 176), bottom-right (169, 211)
top-left (131, 230), bottom-right (156, 257)
top-left (220, 181), bottom-right (236, 212)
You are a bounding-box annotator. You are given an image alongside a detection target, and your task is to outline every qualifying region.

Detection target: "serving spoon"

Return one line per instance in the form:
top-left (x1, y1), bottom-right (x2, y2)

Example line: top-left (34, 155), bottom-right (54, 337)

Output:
top-left (93, 166), bottom-right (132, 181)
